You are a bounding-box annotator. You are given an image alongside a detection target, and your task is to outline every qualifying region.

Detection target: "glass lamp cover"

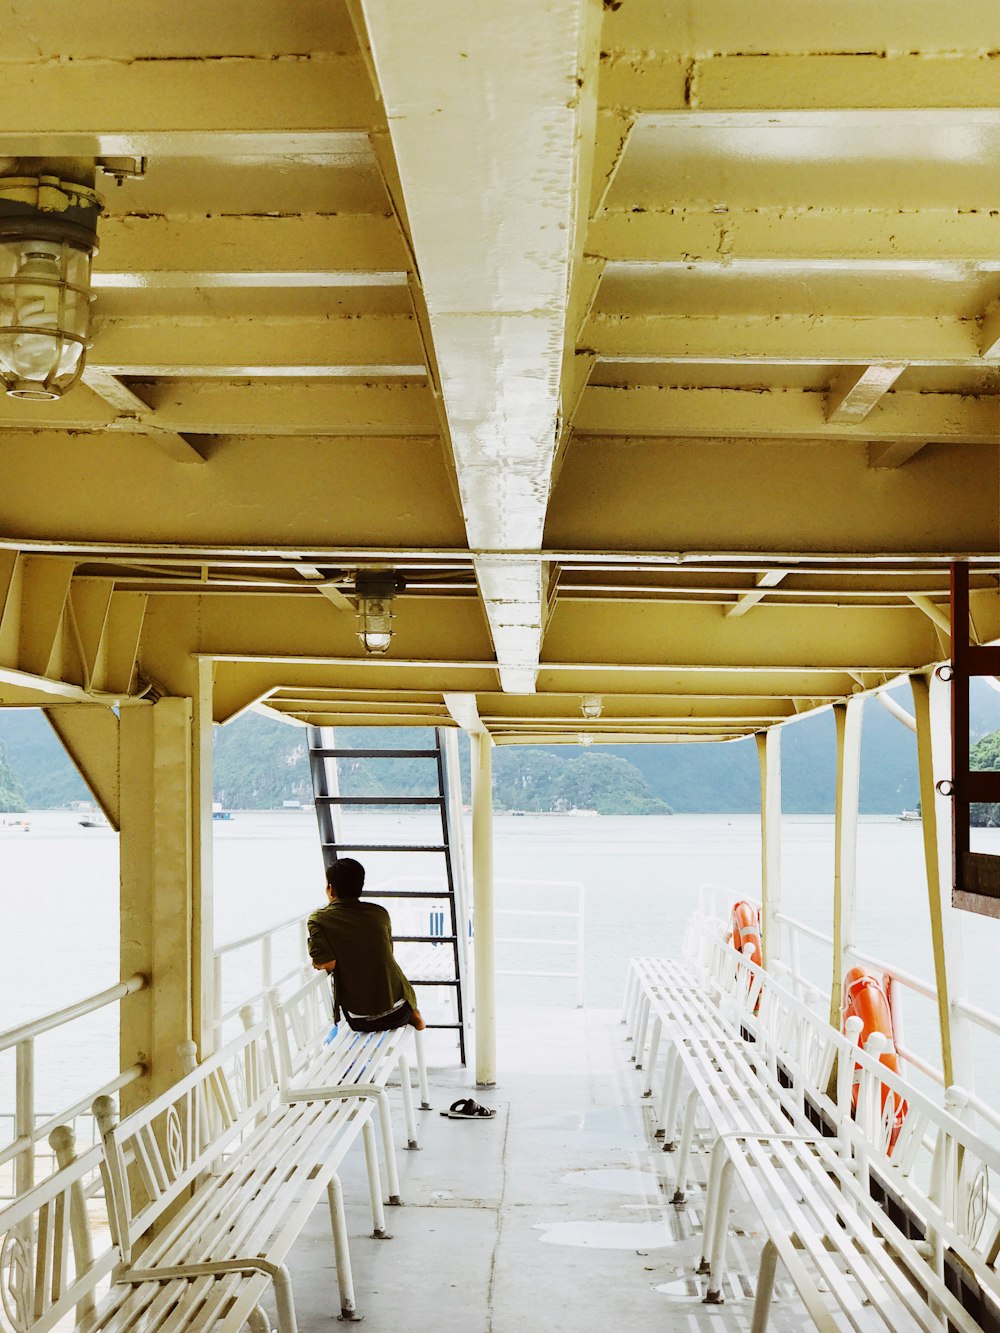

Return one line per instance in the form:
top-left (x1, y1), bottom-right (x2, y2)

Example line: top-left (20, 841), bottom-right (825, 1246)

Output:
top-left (0, 237), bottom-right (92, 399)
top-left (358, 596), bottom-right (394, 654)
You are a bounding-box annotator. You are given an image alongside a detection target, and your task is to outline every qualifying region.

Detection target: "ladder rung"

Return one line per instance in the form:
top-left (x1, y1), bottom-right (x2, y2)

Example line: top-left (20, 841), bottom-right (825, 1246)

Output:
top-left (424, 1022), bottom-right (463, 1030)
top-left (394, 935), bottom-right (458, 943)
top-left (410, 978), bottom-right (460, 986)
top-left (369, 889), bottom-right (454, 899)
top-left (322, 844), bottom-right (449, 854)
top-left (316, 796), bottom-right (443, 806)
top-left (311, 748), bottom-right (440, 759)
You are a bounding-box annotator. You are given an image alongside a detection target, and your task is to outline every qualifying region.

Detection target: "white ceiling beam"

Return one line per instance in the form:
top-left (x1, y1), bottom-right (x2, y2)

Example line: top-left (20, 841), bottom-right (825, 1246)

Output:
top-left (361, 0), bottom-right (591, 694)
top-left (726, 571), bottom-right (788, 620)
top-left (907, 594), bottom-right (952, 637)
top-left (585, 313), bottom-right (979, 367)
top-left (979, 300), bottom-right (1000, 358)
top-left (95, 216), bottom-right (409, 289)
top-left (867, 441), bottom-right (930, 470)
top-left (826, 365), bottom-right (908, 424)
top-left (443, 692), bottom-right (489, 734)
top-left (0, 55), bottom-right (377, 156)
top-left (589, 208), bottom-right (1000, 267)
top-left (575, 385), bottom-right (997, 443)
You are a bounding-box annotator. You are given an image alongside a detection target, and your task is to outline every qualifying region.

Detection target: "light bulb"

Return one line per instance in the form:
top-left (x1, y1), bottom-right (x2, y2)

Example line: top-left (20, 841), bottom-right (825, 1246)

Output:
top-left (578, 733), bottom-right (594, 746)
top-left (581, 694), bottom-right (602, 719)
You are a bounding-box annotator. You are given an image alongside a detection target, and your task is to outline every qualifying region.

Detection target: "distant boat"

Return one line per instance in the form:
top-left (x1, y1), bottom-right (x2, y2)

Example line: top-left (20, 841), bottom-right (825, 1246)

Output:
top-left (212, 810), bottom-right (233, 821)
top-left (0, 817), bottom-right (30, 832)
top-left (79, 815), bottom-right (109, 829)
top-left (897, 809), bottom-right (921, 823)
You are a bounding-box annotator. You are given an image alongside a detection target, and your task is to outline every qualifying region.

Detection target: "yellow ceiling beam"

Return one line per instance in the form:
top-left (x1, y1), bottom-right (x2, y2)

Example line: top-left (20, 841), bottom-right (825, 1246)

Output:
top-left (44, 705), bottom-right (121, 829)
top-left (588, 209), bottom-right (1000, 267)
top-left (0, 54), bottom-right (377, 155)
top-left (575, 385), bottom-right (995, 442)
top-left (584, 313), bottom-right (978, 366)
top-left (0, 384), bottom-right (439, 439)
top-left (17, 557), bottom-right (76, 680)
top-left (826, 365), bottom-right (908, 424)
top-left (89, 316), bottom-right (426, 379)
top-left (601, 57), bottom-right (1000, 113)
top-left (95, 216), bottom-right (409, 289)
top-left (548, 437), bottom-right (999, 556)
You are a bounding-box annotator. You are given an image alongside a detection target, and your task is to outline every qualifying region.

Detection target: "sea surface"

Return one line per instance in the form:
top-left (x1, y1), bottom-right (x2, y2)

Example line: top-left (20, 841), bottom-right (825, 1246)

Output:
top-left (3, 810), bottom-right (1000, 1125)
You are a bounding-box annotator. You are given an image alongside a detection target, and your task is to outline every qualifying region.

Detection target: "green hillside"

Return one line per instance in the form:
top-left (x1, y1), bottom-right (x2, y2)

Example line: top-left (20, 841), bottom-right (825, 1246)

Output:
top-left (0, 743), bottom-right (26, 812)
top-left (0, 679), bottom-right (995, 815)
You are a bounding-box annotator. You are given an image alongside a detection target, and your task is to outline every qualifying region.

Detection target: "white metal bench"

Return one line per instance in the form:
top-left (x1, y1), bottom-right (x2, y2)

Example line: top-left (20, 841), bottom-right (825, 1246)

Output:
top-left (625, 942), bottom-right (1000, 1331)
top-left (266, 971), bottom-right (430, 1206)
top-left (91, 1020), bottom-right (384, 1329)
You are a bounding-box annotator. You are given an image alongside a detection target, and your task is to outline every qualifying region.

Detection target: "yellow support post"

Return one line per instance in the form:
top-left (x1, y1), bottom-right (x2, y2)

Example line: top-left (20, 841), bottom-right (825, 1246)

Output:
top-left (756, 728), bottom-right (781, 971)
top-left (830, 696), bottom-right (864, 1027)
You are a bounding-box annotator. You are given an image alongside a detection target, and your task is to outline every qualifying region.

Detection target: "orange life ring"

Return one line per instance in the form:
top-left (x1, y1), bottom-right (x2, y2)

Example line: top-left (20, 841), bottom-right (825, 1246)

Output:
top-left (730, 900), bottom-right (762, 968)
top-left (841, 966), bottom-right (907, 1148)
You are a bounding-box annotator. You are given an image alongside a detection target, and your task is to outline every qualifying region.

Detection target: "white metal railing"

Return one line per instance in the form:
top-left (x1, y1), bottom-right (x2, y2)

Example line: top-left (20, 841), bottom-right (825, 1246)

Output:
top-left (495, 877), bottom-right (585, 1008)
top-left (0, 974), bottom-right (146, 1199)
top-left (213, 913), bottom-right (308, 1041)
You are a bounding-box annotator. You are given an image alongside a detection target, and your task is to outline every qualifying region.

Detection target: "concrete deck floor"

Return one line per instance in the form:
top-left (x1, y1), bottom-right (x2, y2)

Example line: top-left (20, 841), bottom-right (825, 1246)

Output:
top-left (268, 1006), bottom-right (820, 1333)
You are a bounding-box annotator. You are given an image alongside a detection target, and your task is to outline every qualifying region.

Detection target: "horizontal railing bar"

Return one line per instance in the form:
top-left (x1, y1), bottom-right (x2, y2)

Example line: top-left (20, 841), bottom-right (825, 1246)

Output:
top-left (495, 937), bottom-right (579, 946)
top-left (774, 913), bottom-right (833, 948)
top-left (495, 878), bottom-right (584, 890)
top-left (0, 1063), bottom-right (145, 1170)
top-left (494, 909), bottom-right (577, 918)
top-left (895, 1043), bottom-right (944, 1085)
top-left (845, 947), bottom-right (938, 1003)
top-left (215, 914), bottom-right (302, 958)
top-left (366, 889), bottom-right (453, 898)
top-left (394, 935), bottom-right (457, 943)
top-left (497, 969), bottom-right (578, 979)
top-left (0, 974), bottom-right (146, 1052)
top-left (963, 1086), bottom-right (1000, 1134)
top-left (952, 996), bottom-right (1000, 1040)
top-left (217, 968), bottom-right (304, 1025)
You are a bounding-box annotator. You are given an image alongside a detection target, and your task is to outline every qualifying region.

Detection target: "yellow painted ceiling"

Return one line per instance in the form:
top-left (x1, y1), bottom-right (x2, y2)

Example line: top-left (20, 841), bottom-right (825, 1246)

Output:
top-left (0, 0), bottom-right (998, 743)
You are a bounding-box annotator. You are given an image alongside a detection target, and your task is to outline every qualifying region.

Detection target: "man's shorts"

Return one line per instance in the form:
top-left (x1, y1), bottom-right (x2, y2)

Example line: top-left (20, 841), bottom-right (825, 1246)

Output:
top-left (345, 1001), bottom-right (414, 1033)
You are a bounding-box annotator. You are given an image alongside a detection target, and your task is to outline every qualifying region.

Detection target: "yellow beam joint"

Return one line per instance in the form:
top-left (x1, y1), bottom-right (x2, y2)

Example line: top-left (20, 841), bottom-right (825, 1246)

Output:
top-left (17, 557), bottom-right (75, 680)
top-left (44, 704), bottom-right (121, 829)
top-left (726, 571), bottom-right (787, 620)
top-left (826, 364), bottom-right (907, 424)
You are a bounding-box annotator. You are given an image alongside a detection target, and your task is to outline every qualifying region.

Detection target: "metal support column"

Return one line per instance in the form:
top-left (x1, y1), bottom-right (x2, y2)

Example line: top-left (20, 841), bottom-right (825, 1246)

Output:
top-left (830, 695), bottom-right (864, 1027)
top-left (911, 670), bottom-right (972, 1090)
top-left (191, 658), bottom-right (215, 1058)
top-left (756, 729), bottom-right (782, 972)
top-left (472, 732), bottom-right (496, 1087)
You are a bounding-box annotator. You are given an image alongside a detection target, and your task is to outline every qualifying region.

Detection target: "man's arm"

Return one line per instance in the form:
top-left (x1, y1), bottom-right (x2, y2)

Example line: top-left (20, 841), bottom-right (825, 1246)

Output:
top-left (307, 914), bottom-right (336, 971)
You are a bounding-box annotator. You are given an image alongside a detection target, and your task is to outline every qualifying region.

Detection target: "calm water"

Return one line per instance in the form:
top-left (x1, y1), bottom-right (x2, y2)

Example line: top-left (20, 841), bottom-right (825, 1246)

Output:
top-left (3, 810), bottom-right (1000, 1119)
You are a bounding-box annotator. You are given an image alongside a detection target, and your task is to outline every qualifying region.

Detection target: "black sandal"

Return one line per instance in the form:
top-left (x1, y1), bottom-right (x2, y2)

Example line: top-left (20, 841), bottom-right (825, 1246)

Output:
top-left (440, 1097), bottom-right (496, 1119)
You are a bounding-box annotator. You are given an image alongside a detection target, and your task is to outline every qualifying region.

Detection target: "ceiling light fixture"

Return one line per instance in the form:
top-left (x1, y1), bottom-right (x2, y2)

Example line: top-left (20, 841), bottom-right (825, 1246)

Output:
top-left (578, 733), bottom-right (594, 746)
top-left (355, 571), bottom-right (404, 655)
top-left (581, 694), bottom-right (602, 719)
top-left (0, 175), bottom-right (102, 400)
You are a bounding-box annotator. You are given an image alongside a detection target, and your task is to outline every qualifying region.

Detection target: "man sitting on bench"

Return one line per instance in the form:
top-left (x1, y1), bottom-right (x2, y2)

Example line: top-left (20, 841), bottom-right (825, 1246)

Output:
top-left (308, 858), bottom-right (426, 1033)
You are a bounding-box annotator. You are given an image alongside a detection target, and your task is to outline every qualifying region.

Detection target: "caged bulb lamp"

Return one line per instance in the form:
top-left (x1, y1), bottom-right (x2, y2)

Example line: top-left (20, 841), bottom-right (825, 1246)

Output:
top-left (355, 571), bottom-right (405, 655)
top-left (0, 176), bottom-right (102, 400)
top-left (580, 694), bottom-right (602, 719)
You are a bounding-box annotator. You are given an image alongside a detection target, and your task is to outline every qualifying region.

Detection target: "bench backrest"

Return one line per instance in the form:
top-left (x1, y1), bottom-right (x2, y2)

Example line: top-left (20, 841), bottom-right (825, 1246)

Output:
top-left (266, 973), bottom-right (410, 1093)
top-left (710, 934), bottom-right (1000, 1302)
top-left (95, 1022), bottom-right (277, 1265)
top-left (0, 1134), bottom-right (118, 1333)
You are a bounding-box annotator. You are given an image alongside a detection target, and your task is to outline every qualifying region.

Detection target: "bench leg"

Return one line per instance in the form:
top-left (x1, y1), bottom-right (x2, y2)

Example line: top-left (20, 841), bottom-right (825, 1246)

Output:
top-left (643, 1016), bottom-right (662, 1097)
top-left (750, 1238), bottom-right (780, 1333)
top-left (670, 1089), bottom-right (700, 1206)
top-left (248, 1305), bottom-right (271, 1333)
top-left (326, 1174), bottom-right (362, 1322)
top-left (703, 1157), bottom-right (735, 1304)
top-left (626, 978), bottom-right (643, 1043)
top-left (363, 1118), bottom-right (391, 1239)
top-left (377, 1089), bottom-right (403, 1205)
top-left (622, 966), bottom-right (637, 1024)
top-left (398, 1055), bottom-right (419, 1150)
top-left (414, 1029), bottom-right (431, 1110)
top-left (657, 1046), bottom-right (681, 1145)
top-left (698, 1138), bottom-right (728, 1274)
top-left (633, 995), bottom-right (650, 1067)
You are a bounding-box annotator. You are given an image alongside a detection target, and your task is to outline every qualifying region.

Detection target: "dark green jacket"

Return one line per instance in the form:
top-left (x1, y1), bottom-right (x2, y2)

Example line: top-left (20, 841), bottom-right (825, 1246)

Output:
top-left (307, 898), bottom-right (417, 1018)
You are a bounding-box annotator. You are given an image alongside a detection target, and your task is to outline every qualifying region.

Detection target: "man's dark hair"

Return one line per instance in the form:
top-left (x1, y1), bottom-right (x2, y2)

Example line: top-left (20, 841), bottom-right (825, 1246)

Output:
top-left (327, 857), bottom-right (365, 899)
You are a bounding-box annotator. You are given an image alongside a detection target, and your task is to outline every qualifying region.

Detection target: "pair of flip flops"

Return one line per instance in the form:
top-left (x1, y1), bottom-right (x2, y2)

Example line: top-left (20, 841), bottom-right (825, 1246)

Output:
top-left (440, 1098), bottom-right (496, 1119)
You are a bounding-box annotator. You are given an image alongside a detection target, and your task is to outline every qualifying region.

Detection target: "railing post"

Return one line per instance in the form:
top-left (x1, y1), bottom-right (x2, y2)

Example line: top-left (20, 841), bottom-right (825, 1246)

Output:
top-left (831, 695), bottom-right (864, 1027)
top-left (576, 885), bottom-right (585, 1009)
top-left (756, 729), bottom-right (781, 973)
top-left (48, 1125), bottom-right (96, 1323)
top-left (213, 953), bottom-right (224, 1048)
top-left (262, 935), bottom-right (273, 994)
top-left (14, 1039), bottom-right (34, 1198)
top-left (471, 732), bottom-right (496, 1087)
